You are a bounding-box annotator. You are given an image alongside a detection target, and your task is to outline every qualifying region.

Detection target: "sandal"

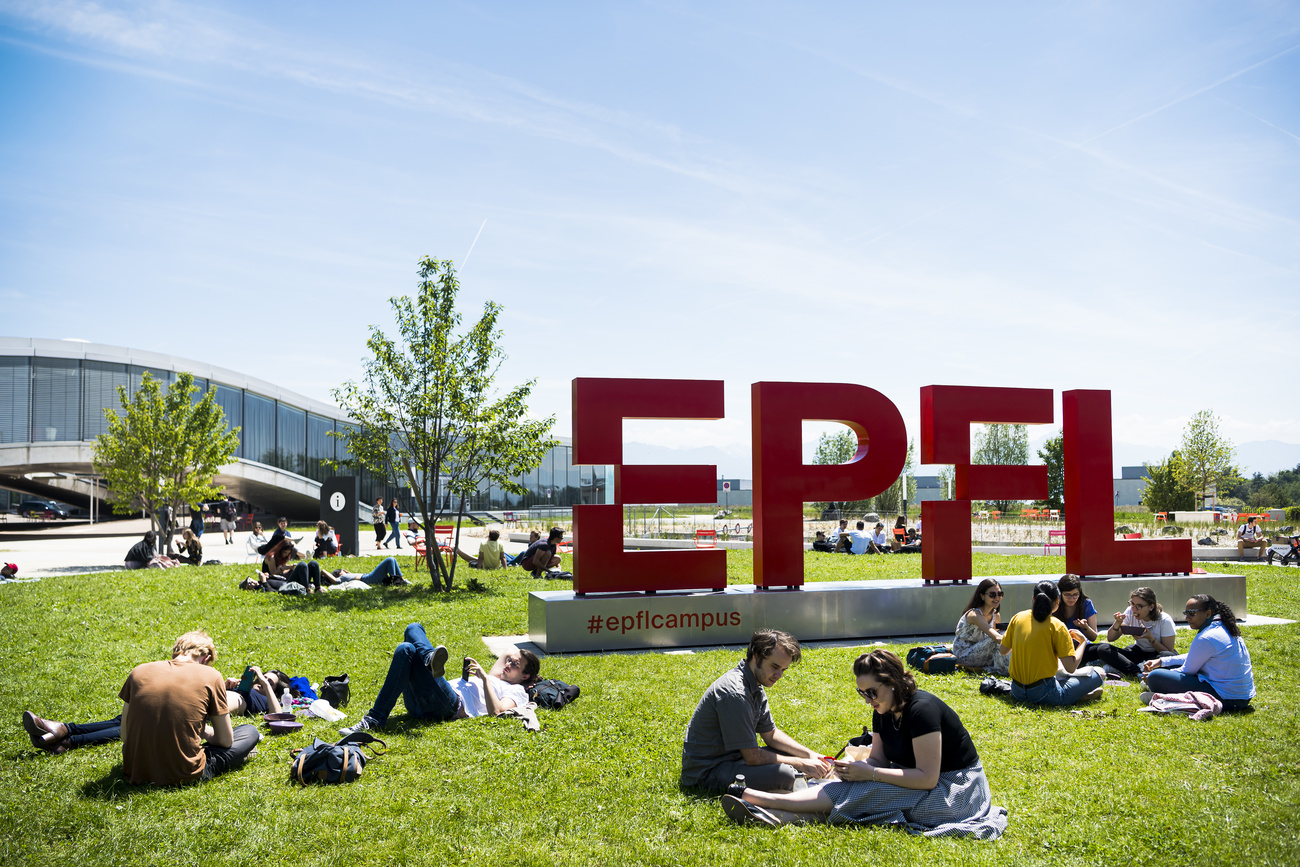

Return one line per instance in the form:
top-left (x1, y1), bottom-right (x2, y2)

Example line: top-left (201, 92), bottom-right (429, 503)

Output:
top-left (721, 794), bottom-right (782, 828)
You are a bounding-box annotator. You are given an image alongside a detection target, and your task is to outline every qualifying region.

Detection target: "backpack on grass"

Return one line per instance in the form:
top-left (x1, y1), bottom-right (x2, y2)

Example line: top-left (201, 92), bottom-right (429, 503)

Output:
top-left (906, 644), bottom-right (958, 674)
top-left (527, 679), bottom-right (580, 709)
top-left (289, 732), bottom-right (386, 785)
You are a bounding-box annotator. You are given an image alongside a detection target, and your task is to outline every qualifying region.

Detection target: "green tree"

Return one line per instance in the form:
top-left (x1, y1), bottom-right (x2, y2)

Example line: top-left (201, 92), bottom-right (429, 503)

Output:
top-left (1175, 410), bottom-right (1241, 508)
top-left (93, 372), bottom-right (239, 553)
top-left (1141, 453), bottom-right (1195, 513)
top-left (972, 423), bottom-right (1029, 513)
top-left (875, 438), bottom-right (916, 517)
top-left (333, 257), bottom-right (558, 591)
top-left (1036, 433), bottom-right (1064, 510)
top-left (812, 430), bottom-right (866, 515)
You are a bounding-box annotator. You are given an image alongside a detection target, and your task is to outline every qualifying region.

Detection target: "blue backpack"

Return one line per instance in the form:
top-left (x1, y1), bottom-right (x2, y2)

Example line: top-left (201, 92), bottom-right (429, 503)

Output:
top-left (906, 644), bottom-right (959, 674)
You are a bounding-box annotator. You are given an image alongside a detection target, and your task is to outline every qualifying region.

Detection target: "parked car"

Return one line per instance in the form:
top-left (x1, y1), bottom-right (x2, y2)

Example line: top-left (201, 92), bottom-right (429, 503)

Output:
top-left (17, 500), bottom-right (70, 519)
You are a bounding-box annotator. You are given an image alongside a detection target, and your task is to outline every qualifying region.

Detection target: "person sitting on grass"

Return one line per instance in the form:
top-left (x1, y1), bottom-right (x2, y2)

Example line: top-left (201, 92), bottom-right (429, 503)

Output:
top-left (338, 623), bottom-right (540, 736)
top-left (722, 649), bottom-right (1007, 839)
top-left (867, 522), bottom-right (892, 555)
top-left (1142, 595), bottom-right (1255, 711)
top-left (261, 539), bottom-right (334, 593)
top-left (507, 530), bottom-right (541, 566)
top-left (313, 521), bottom-right (338, 558)
top-left (33, 631), bottom-right (259, 784)
top-left (1082, 586), bottom-right (1176, 677)
top-left (951, 579), bottom-right (1010, 676)
top-left (834, 521), bottom-right (869, 555)
top-left (457, 529), bottom-right (508, 570)
top-left (520, 527), bottom-right (564, 577)
top-left (123, 530), bottom-right (181, 569)
top-left (175, 527), bottom-right (203, 566)
top-left (680, 629), bottom-right (831, 795)
top-left (1052, 574), bottom-right (1098, 644)
top-left (22, 665), bottom-right (289, 754)
top-left (811, 530), bottom-right (836, 553)
top-left (2, 563), bottom-right (19, 581)
top-left (999, 580), bottom-right (1103, 706)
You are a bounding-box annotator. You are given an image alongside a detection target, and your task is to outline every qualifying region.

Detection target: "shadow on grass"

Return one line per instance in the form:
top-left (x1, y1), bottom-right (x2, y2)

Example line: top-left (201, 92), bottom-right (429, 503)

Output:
top-left (79, 766), bottom-right (148, 801)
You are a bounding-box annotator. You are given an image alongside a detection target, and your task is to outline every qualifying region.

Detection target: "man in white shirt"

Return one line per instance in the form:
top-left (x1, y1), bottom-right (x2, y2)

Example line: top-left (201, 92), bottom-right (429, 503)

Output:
top-left (867, 522), bottom-right (891, 555)
top-left (340, 622), bottom-right (539, 735)
top-left (1237, 517), bottom-right (1269, 560)
top-left (833, 521), bottom-right (870, 555)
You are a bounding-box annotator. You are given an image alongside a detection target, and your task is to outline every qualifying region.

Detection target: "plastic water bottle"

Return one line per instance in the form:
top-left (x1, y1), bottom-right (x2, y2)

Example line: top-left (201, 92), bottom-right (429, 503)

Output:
top-left (793, 771), bottom-right (808, 791)
top-left (281, 687), bottom-right (293, 713)
top-left (727, 773), bottom-right (746, 797)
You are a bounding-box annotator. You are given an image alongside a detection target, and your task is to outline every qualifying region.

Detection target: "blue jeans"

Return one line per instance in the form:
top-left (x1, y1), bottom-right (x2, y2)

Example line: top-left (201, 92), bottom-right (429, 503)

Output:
top-left (365, 623), bottom-right (459, 725)
top-left (66, 716), bottom-right (122, 749)
top-left (385, 524), bottom-right (402, 548)
top-left (356, 557), bottom-right (403, 586)
top-left (1011, 669), bottom-right (1104, 706)
top-left (1145, 668), bottom-right (1253, 711)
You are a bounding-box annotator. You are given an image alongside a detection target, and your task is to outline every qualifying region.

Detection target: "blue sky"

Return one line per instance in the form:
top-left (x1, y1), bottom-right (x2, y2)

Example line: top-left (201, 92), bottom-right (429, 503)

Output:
top-left (3, 1), bottom-right (1298, 477)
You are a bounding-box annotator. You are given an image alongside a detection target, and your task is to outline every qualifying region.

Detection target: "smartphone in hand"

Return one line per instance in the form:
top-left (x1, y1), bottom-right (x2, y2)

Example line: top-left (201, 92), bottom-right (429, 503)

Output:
top-left (237, 667), bottom-right (256, 691)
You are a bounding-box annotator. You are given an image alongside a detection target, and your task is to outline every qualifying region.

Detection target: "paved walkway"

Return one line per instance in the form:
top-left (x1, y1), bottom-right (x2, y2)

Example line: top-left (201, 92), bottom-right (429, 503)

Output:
top-left (0, 519), bottom-right (525, 579)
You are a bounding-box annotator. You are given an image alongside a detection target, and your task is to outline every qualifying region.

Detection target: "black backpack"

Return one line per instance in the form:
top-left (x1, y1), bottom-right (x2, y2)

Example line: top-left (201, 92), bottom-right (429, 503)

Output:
top-left (527, 679), bottom-right (580, 709)
top-left (289, 732), bottom-right (385, 785)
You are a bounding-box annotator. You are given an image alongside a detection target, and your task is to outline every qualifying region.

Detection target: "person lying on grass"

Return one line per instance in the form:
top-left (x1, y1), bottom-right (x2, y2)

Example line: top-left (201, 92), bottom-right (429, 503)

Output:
top-left (22, 664), bottom-right (290, 755)
top-left (1141, 594), bottom-right (1255, 711)
top-left (259, 539), bottom-right (340, 592)
top-left (240, 556), bottom-right (412, 592)
top-left (339, 623), bottom-right (540, 736)
top-left (999, 580), bottom-right (1104, 706)
top-left (721, 649), bottom-right (1007, 839)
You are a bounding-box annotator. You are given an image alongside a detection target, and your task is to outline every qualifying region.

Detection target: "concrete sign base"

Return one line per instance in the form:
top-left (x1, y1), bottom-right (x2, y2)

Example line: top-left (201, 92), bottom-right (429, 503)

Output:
top-left (528, 572), bottom-right (1246, 653)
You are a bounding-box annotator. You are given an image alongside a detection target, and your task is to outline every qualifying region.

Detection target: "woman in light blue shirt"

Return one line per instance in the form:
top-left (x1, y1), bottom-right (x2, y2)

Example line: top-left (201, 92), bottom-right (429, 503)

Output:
top-left (1143, 594), bottom-right (1254, 711)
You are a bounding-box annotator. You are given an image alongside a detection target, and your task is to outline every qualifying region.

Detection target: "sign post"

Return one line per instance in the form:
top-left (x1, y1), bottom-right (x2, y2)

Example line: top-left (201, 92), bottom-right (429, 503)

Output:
top-left (321, 476), bottom-right (359, 556)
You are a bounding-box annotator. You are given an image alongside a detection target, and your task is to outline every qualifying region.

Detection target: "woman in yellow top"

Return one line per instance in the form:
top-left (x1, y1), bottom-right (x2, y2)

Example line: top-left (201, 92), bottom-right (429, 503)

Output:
top-left (999, 580), bottom-right (1104, 706)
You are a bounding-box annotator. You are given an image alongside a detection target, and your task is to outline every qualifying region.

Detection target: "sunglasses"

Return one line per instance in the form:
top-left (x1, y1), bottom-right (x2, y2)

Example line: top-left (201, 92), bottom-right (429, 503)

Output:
top-left (987, 590), bottom-right (1004, 597)
top-left (1182, 608), bottom-right (1204, 617)
top-left (856, 686), bottom-right (880, 701)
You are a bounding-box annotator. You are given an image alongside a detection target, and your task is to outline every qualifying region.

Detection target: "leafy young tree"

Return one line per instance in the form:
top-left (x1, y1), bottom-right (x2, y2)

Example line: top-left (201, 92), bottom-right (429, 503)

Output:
top-left (875, 438), bottom-right (916, 517)
top-left (1036, 433), bottom-right (1064, 510)
top-left (812, 429), bottom-right (868, 515)
top-left (334, 257), bottom-right (557, 591)
top-left (93, 372), bottom-right (239, 552)
top-left (972, 423), bottom-right (1029, 513)
top-left (1175, 410), bottom-right (1241, 508)
top-left (1141, 453), bottom-right (1195, 514)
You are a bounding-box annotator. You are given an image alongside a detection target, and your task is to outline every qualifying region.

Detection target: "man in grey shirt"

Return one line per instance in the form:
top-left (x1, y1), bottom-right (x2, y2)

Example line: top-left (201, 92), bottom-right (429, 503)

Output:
top-left (679, 629), bottom-right (831, 793)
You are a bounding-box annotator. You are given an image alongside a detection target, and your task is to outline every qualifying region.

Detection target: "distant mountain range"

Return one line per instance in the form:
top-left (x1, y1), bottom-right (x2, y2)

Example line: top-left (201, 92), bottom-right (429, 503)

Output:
top-left (620, 438), bottom-right (1300, 481)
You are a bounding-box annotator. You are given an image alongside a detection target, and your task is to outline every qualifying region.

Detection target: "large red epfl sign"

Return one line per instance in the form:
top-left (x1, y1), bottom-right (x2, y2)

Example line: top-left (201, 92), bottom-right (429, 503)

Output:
top-left (570, 379), bottom-right (1191, 594)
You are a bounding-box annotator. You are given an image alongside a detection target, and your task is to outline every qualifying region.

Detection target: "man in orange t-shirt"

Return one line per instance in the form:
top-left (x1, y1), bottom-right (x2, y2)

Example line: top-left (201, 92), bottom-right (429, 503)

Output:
top-left (118, 630), bottom-right (260, 785)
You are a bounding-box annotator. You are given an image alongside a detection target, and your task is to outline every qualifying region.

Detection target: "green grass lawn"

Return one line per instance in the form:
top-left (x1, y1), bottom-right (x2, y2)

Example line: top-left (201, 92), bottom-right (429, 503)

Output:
top-left (2, 552), bottom-right (1298, 866)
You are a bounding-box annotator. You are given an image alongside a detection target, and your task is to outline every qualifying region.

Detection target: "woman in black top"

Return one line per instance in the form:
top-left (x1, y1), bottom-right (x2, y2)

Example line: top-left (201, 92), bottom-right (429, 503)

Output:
top-left (723, 650), bottom-right (1007, 838)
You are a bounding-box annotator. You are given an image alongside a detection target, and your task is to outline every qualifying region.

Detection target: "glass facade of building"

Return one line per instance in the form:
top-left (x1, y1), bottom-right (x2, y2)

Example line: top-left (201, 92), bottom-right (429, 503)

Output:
top-left (0, 352), bottom-right (609, 513)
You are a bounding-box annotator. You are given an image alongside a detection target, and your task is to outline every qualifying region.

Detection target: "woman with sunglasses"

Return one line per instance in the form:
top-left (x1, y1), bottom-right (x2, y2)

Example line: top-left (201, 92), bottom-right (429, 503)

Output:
top-left (952, 579), bottom-right (1010, 675)
top-left (999, 580), bottom-right (1104, 706)
top-left (1141, 595), bottom-right (1254, 711)
top-left (722, 650), bottom-right (1007, 838)
top-left (1081, 586), bottom-right (1176, 677)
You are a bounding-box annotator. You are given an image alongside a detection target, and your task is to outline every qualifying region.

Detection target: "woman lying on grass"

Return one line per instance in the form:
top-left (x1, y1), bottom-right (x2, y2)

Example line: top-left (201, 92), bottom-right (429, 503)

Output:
top-left (721, 650), bottom-right (1007, 839)
top-left (21, 665), bottom-right (290, 754)
top-left (239, 556), bottom-right (412, 592)
top-left (1000, 580), bottom-right (1103, 706)
top-left (1142, 594), bottom-right (1255, 711)
top-left (1082, 586), bottom-right (1176, 677)
top-left (951, 579), bottom-right (1010, 676)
